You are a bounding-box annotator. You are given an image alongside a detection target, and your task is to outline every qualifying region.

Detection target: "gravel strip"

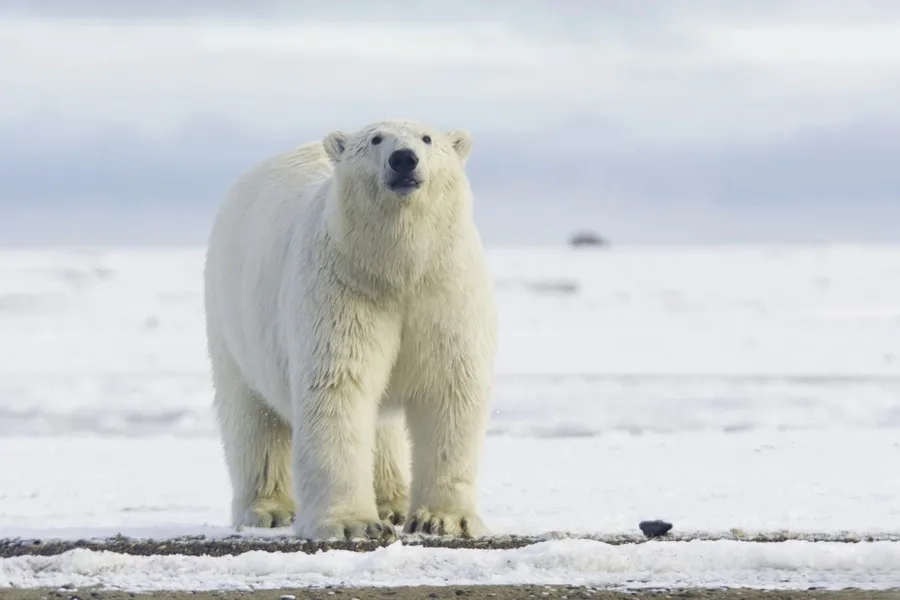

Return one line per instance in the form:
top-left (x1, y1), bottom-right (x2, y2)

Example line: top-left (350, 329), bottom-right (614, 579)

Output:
top-left (2, 531), bottom-right (900, 558)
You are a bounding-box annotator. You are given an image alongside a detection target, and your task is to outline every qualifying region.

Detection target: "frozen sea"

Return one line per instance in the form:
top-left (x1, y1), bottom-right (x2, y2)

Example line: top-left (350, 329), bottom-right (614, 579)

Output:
top-left (1, 244), bottom-right (899, 591)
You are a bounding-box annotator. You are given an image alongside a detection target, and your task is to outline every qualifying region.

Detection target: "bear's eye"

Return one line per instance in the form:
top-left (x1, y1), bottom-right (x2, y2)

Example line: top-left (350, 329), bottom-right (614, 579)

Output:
top-left (371, 136), bottom-right (382, 146)
top-left (422, 135), bottom-right (432, 145)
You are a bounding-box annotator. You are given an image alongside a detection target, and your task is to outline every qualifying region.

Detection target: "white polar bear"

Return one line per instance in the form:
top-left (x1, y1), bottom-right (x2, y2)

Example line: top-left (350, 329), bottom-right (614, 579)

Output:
top-left (203, 119), bottom-right (497, 541)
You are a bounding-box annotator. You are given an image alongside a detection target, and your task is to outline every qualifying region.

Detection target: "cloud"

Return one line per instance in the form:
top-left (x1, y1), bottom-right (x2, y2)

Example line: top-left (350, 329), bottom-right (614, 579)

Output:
top-left (1, 1), bottom-right (898, 245)
top-left (2, 6), bottom-right (899, 146)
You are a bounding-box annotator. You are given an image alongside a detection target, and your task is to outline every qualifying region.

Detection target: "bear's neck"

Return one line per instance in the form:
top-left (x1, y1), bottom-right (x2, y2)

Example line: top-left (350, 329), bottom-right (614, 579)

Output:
top-left (324, 182), bottom-right (471, 298)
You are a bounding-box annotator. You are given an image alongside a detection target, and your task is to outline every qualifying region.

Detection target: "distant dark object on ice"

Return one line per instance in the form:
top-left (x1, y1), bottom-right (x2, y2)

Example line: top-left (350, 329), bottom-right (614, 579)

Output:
top-left (568, 230), bottom-right (609, 248)
top-left (525, 279), bottom-right (579, 295)
top-left (639, 520), bottom-right (673, 538)
top-left (492, 278), bottom-right (580, 296)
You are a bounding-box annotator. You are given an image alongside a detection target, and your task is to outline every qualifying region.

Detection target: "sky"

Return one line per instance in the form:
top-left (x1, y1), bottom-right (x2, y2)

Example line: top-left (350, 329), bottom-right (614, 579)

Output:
top-left (1, 1), bottom-right (899, 246)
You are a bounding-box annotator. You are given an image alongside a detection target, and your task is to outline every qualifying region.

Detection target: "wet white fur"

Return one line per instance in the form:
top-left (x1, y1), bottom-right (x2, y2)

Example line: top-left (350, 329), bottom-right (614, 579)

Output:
top-left (203, 119), bottom-right (497, 540)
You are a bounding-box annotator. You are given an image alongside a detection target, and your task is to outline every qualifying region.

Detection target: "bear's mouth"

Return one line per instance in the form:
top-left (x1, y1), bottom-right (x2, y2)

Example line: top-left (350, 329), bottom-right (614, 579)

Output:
top-left (387, 176), bottom-right (423, 195)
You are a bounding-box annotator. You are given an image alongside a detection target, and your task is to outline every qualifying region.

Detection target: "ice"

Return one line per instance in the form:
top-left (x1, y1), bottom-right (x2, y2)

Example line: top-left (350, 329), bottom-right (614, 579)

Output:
top-left (1, 244), bottom-right (899, 590)
top-left (1, 245), bottom-right (899, 437)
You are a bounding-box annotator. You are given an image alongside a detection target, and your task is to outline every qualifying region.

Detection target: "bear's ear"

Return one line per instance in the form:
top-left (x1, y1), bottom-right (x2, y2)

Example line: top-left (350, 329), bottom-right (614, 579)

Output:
top-left (448, 130), bottom-right (473, 163)
top-left (323, 131), bottom-right (349, 162)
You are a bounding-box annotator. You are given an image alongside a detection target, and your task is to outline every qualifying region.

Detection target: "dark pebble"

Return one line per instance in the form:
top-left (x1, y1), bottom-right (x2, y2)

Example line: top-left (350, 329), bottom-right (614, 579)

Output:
top-left (639, 520), bottom-right (673, 538)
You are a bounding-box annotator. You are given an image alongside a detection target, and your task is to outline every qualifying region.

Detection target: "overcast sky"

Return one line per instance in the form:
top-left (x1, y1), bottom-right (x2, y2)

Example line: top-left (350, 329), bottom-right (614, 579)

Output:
top-left (2, 0), bottom-right (899, 246)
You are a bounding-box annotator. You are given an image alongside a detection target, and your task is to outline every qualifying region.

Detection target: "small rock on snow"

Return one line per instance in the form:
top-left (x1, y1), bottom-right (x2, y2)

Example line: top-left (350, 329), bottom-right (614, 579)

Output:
top-left (639, 520), bottom-right (673, 538)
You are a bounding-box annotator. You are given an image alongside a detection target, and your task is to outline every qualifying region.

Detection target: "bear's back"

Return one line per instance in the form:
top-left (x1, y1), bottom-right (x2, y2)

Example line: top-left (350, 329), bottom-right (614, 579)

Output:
top-left (204, 141), bottom-right (335, 408)
top-left (208, 141), bottom-right (332, 262)
top-left (222, 142), bottom-right (332, 225)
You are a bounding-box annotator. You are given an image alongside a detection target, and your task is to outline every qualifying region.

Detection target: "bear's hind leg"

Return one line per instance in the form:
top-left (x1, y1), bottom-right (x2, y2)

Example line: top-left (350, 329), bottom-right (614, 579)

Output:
top-left (212, 351), bottom-right (295, 529)
top-left (374, 414), bottom-right (410, 527)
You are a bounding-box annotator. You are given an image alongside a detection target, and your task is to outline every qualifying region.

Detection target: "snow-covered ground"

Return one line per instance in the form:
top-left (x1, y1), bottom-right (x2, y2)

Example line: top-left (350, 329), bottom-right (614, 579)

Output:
top-left (5, 538), bottom-right (900, 592)
top-left (1, 244), bottom-right (899, 591)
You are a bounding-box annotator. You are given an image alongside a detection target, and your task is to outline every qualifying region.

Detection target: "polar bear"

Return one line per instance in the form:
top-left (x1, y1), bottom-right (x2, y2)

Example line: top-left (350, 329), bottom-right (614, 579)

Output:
top-left (203, 119), bottom-right (497, 541)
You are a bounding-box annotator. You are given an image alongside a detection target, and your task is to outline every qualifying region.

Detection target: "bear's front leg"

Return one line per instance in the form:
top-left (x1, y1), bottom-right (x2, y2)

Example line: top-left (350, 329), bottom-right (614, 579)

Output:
top-left (401, 261), bottom-right (497, 540)
top-left (289, 303), bottom-right (402, 541)
top-left (405, 373), bottom-right (493, 539)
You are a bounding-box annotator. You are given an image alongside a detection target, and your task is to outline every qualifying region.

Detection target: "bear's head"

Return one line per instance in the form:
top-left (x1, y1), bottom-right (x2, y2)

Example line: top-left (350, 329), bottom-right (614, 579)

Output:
top-left (322, 119), bottom-right (473, 202)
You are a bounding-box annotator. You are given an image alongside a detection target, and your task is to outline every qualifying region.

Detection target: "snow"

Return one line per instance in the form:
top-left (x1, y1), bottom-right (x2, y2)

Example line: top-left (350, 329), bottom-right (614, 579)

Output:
top-left (2, 245), bottom-right (899, 438)
top-left (1, 244), bottom-right (900, 591)
top-left (2, 432), bottom-right (899, 539)
top-left (4, 539), bottom-right (900, 592)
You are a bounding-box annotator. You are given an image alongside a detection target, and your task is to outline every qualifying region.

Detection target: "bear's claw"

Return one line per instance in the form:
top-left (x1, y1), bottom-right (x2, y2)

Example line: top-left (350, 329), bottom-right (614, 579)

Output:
top-left (377, 494), bottom-right (408, 528)
top-left (379, 509), bottom-right (407, 527)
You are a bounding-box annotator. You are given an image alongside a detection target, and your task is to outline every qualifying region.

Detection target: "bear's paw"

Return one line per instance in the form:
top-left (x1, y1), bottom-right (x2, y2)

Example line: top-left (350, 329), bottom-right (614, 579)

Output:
top-left (305, 516), bottom-right (397, 542)
top-left (237, 497), bottom-right (295, 529)
top-left (405, 508), bottom-right (487, 539)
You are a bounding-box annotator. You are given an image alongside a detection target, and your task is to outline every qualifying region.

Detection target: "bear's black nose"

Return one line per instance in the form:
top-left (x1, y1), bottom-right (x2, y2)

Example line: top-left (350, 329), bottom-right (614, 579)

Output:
top-left (388, 149), bottom-right (419, 174)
